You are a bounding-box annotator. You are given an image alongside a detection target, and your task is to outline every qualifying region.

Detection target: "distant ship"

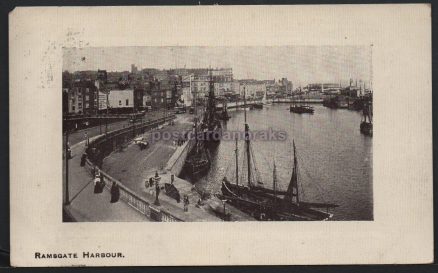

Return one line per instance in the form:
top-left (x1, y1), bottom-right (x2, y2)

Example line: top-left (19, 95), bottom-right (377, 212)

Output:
top-left (253, 101), bottom-right (264, 109)
top-left (322, 96), bottom-right (340, 109)
top-left (289, 104), bottom-right (314, 114)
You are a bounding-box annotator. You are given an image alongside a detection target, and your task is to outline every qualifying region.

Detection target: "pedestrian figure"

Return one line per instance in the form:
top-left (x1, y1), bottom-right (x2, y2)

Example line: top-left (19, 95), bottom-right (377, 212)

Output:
top-left (154, 180), bottom-right (161, 206)
top-left (80, 153), bottom-right (87, 167)
top-left (110, 181), bottom-right (120, 203)
top-left (171, 174), bottom-right (174, 185)
top-left (84, 131), bottom-right (89, 147)
top-left (97, 172), bottom-right (105, 193)
top-left (183, 195), bottom-right (189, 212)
top-left (149, 177), bottom-right (154, 187)
top-left (93, 173), bottom-right (103, 194)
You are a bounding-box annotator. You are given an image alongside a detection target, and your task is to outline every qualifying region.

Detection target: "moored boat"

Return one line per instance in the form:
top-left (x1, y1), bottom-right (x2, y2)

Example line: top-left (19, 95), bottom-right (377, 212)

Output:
top-left (219, 88), bottom-right (337, 220)
top-left (360, 101), bottom-right (373, 136)
top-left (201, 69), bottom-right (222, 144)
top-left (289, 104), bottom-right (314, 114)
top-left (183, 75), bottom-right (211, 179)
top-left (253, 102), bottom-right (264, 109)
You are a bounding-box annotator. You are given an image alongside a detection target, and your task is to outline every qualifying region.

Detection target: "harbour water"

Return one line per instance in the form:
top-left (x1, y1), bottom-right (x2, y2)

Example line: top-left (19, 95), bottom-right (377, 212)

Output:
top-left (183, 103), bottom-right (373, 221)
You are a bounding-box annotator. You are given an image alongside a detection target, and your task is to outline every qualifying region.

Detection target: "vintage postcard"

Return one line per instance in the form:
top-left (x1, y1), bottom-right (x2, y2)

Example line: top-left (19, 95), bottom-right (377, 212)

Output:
top-left (9, 5), bottom-right (432, 266)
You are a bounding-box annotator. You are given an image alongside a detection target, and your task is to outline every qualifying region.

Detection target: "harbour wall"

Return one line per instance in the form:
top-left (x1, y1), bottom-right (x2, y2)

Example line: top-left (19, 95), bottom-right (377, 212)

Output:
top-left (165, 137), bottom-right (195, 176)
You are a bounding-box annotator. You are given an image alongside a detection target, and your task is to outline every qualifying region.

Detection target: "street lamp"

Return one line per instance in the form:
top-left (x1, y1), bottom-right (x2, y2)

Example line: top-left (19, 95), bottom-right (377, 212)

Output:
top-left (64, 129), bottom-right (71, 205)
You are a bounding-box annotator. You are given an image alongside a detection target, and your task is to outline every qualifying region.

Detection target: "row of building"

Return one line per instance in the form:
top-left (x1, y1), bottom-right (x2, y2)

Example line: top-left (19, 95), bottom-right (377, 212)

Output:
top-left (62, 70), bottom-right (180, 115)
top-left (62, 64), bottom-right (371, 115)
top-left (62, 66), bottom-right (294, 114)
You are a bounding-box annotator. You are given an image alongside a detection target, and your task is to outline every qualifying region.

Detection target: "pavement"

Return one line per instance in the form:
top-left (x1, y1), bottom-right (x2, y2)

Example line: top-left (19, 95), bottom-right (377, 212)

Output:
top-left (63, 137), bottom-right (150, 222)
top-left (64, 112), bottom-right (253, 222)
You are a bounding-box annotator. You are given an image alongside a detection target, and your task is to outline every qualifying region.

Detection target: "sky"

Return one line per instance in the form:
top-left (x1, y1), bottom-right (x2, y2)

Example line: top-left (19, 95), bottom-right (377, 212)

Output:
top-left (63, 46), bottom-right (372, 87)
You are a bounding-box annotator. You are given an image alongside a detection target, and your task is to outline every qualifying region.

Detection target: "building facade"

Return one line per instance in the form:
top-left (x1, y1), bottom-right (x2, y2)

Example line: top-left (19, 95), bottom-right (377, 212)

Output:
top-left (67, 80), bottom-right (99, 115)
top-left (239, 80), bottom-right (267, 98)
top-left (108, 89), bottom-right (134, 109)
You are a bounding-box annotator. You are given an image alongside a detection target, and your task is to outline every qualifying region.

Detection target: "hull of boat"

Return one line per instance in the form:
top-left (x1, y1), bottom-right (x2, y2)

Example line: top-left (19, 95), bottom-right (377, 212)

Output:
top-left (184, 147), bottom-right (211, 178)
top-left (289, 106), bottom-right (314, 114)
top-left (323, 100), bottom-right (339, 109)
top-left (253, 104), bottom-right (263, 109)
top-left (360, 121), bottom-right (373, 136)
top-left (203, 127), bottom-right (222, 143)
top-left (221, 180), bottom-right (332, 221)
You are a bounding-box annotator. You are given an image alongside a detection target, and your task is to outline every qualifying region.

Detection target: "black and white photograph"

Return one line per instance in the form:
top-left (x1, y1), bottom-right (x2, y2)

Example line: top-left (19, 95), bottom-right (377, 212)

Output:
top-left (62, 46), bottom-right (373, 222)
top-left (10, 5), bottom-right (432, 266)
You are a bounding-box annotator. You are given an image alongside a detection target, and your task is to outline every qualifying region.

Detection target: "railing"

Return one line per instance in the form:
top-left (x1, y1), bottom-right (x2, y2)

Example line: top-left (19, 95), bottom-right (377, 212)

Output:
top-left (84, 114), bottom-right (184, 222)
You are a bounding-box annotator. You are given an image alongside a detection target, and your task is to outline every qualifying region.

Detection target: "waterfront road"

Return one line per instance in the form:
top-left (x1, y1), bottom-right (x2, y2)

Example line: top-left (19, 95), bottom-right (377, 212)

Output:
top-left (102, 114), bottom-right (254, 221)
top-left (66, 110), bottom-right (170, 146)
top-left (63, 137), bottom-right (149, 222)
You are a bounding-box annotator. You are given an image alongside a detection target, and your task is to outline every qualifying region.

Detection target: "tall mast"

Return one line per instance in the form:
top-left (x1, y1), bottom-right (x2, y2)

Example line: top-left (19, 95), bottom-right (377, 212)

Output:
top-left (235, 138), bottom-right (239, 187)
top-left (282, 140), bottom-right (299, 207)
top-left (193, 75), bottom-right (198, 153)
top-left (273, 159), bottom-right (277, 201)
top-left (293, 140), bottom-right (299, 204)
top-left (243, 86), bottom-right (251, 187)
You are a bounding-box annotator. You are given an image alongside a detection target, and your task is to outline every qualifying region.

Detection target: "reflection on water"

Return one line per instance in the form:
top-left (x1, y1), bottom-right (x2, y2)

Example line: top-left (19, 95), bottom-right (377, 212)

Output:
top-left (184, 104), bottom-right (373, 221)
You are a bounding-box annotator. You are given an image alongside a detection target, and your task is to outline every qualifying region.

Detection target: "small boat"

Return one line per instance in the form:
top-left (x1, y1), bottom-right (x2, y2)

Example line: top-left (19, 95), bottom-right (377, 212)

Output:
top-left (208, 196), bottom-right (232, 221)
top-left (253, 102), bottom-right (263, 109)
top-left (261, 90), bottom-right (271, 105)
top-left (289, 104), bottom-right (314, 114)
top-left (322, 96), bottom-right (339, 109)
top-left (165, 183), bottom-right (181, 203)
top-left (360, 101), bottom-right (373, 136)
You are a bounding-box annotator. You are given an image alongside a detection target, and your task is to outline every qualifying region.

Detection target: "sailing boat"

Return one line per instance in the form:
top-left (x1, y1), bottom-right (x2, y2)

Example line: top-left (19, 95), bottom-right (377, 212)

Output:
top-left (360, 100), bottom-right (373, 136)
top-left (201, 69), bottom-right (222, 144)
top-left (262, 89), bottom-right (271, 105)
top-left (184, 76), bottom-right (211, 177)
top-left (220, 140), bottom-right (337, 220)
top-left (219, 88), bottom-right (337, 220)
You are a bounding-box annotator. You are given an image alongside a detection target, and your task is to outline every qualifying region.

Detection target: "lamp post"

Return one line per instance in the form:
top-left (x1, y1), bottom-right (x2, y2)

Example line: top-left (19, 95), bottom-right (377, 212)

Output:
top-left (64, 130), bottom-right (70, 205)
top-left (154, 181), bottom-right (160, 206)
top-left (105, 92), bottom-right (109, 136)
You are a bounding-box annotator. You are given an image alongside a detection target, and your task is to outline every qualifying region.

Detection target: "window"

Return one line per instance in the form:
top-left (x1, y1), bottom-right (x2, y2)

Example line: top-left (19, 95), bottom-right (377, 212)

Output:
top-left (126, 99), bottom-right (129, 106)
top-left (119, 100), bottom-right (122, 106)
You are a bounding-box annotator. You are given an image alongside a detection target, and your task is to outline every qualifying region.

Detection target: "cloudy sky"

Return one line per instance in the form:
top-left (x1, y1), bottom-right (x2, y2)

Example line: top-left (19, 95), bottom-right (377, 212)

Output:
top-left (63, 46), bottom-right (372, 87)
